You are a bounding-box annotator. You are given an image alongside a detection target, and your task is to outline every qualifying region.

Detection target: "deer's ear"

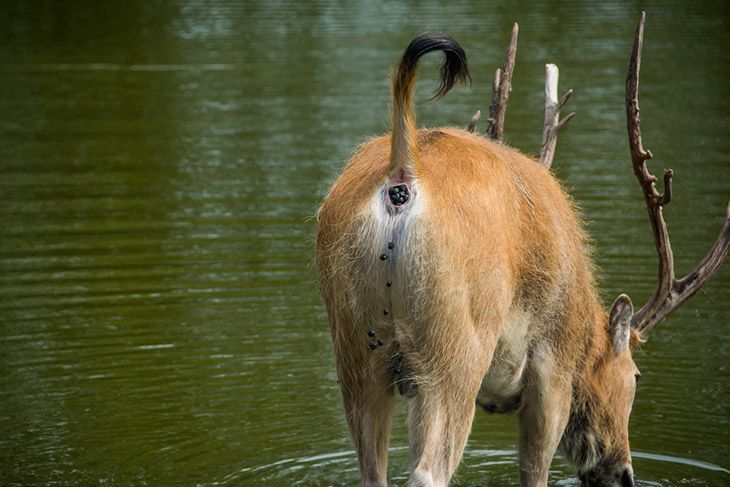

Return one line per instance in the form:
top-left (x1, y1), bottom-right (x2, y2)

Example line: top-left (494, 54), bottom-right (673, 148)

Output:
top-left (609, 294), bottom-right (634, 355)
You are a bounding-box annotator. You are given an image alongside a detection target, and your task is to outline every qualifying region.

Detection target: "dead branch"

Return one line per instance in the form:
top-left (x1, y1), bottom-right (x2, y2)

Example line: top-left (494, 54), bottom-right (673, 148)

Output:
top-left (466, 110), bottom-right (481, 133)
top-left (538, 64), bottom-right (575, 168)
top-left (485, 23), bottom-right (519, 141)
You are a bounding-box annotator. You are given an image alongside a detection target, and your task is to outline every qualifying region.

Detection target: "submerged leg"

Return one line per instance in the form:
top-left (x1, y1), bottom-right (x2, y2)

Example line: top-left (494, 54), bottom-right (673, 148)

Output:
top-left (333, 321), bottom-right (397, 487)
top-left (517, 350), bottom-right (572, 487)
top-left (404, 317), bottom-right (496, 487)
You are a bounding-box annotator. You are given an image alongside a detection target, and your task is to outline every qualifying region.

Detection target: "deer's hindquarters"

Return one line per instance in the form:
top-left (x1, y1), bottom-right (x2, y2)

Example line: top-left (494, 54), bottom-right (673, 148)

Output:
top-left (317, 129), bottom-right (522, 373)
top-left (317, 147), bottom-right (430, 360)
top-left (317, 131), bottom-right (510, 486)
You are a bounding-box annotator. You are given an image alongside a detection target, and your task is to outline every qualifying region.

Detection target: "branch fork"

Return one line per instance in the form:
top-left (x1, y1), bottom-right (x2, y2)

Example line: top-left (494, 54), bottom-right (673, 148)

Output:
top-left (538, 64), bottom-right (576, 168)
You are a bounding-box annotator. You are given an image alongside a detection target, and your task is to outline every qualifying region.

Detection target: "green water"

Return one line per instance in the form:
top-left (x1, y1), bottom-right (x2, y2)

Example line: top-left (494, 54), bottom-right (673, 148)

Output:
top-left (1, 1), bottom-right (728, 485)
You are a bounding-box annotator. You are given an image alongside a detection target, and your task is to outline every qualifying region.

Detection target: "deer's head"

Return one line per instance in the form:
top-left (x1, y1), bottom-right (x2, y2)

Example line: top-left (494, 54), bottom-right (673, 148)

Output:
top-left (561, 296), bottom-right (639, 486)
top-left (562, 13), bottom-right (729, 486)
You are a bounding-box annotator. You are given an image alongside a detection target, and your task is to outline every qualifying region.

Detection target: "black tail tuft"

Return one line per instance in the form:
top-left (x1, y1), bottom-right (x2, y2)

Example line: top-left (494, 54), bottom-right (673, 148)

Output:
top-left (389, 33), bottom-right (470, 178)
top-left (397, 33), bottom-right (471, 102)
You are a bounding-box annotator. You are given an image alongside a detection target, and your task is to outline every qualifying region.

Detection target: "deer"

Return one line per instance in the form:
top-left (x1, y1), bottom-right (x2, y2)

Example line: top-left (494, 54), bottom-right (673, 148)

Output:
top-left (315, 12), bottom-right (728, 487)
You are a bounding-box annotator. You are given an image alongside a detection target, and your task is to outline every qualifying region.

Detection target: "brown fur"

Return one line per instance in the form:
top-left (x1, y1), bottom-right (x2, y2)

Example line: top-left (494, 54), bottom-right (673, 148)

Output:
top-left (316, 34), bottom-right (639, 487)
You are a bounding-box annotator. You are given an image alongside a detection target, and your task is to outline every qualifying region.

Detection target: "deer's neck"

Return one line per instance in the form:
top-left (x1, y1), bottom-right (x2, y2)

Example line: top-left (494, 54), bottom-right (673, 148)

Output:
top-left (561, 310), bottom-right (613, 472)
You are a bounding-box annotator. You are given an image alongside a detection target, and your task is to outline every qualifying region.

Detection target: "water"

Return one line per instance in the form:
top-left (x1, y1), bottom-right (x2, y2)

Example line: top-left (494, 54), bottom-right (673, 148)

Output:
top-left (0, 1), bottom-right (728, 485)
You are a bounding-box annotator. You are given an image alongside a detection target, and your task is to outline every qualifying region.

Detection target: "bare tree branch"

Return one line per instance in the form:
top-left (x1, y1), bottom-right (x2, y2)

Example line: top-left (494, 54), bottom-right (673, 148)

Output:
top-left (615, 11), bottom-right (730, 336)
top-left (485, 23), bottom-right (518, 141)
top-left (538, 64), bottom-right (575, 168)
top-left (466, 110), bottom-right (481, 133)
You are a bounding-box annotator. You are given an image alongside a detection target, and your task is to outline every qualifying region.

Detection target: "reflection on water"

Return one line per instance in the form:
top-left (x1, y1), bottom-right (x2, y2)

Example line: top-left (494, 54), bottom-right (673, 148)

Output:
top-left (0, 1), bottom-right (728, 485)
top-left (222, 447), bottom-right (729, 486)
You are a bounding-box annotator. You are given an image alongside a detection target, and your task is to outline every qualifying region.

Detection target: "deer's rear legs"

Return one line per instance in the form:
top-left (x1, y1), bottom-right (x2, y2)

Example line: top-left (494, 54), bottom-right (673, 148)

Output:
top-left (335, 341), bottom-right (396, 487)
top-left (405, 324), bottom-right (496, 487)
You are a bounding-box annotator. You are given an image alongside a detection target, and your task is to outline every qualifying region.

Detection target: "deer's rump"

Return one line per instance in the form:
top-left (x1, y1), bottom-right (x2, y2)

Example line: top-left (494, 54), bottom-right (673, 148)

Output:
top-left (317, 127), bottom-right (596, 389)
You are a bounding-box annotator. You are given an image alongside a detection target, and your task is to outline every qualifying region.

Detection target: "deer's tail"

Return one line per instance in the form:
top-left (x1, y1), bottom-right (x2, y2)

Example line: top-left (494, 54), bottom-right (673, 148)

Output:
top-left (389, 33), bottom-right (471, 179)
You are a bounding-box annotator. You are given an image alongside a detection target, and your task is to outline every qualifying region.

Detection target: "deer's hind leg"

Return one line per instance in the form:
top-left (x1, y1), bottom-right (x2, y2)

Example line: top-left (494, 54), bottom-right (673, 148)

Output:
top-left (331, 313), bottom-right (397, 487)
top-left (403, 311), bottom-right (500, 487)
